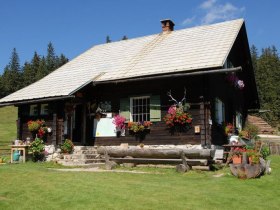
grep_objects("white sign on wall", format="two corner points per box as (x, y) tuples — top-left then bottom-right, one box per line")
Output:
(93, 117), (115, 137)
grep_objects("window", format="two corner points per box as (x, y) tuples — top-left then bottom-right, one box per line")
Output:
(120, 95), (160, 122)
(236, 112), (242, 131)
(29, 104), (38, 116)
(215, 98), (225, 125)
(130, 96), (150, 122)
(40, 104), (49, 115)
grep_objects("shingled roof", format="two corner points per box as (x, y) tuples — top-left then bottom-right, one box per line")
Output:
(0, 19), (245, 105)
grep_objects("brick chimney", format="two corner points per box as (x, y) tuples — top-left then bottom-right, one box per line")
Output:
(161, 19), (175, 32)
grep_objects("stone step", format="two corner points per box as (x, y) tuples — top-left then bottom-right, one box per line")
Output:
(57, 160), (105, 168)
(73, 150), (98, 155)
(73, 146), (98, 151)
(83, 159), (105, 164)
(70, 154), (100, 160)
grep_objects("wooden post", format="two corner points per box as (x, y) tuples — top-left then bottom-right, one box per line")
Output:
(16, 117), (21, 139)
(199, 102), (206, 146)
(82, 104), (87, 145)
(57, 118), (64, 145)
(52, 114), (57, 145)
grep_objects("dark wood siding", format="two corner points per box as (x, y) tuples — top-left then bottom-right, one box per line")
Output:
(94, 102), (205, 146)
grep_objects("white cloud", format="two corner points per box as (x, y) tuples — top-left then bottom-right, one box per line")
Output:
(182, 16), (196, 26)
(200, 1), (245, 24)
(181, 0), (245, 26)
(200, 0), (217, 9)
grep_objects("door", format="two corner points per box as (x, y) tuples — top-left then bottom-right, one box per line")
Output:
(72, 104), (83, 144)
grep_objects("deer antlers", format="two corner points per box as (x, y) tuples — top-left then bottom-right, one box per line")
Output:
(167, 87), (186, 106)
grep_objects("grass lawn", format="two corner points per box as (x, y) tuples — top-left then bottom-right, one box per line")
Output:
(0, 106), (280, 209)
(0, 106), (17, 152)
(0, 156), (280, 210)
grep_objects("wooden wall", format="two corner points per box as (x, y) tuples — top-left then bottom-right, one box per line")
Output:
(94, 102), (206, 146)
(16, 67), (250, 147)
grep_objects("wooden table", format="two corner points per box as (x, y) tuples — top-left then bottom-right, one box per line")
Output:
(10, 145), (29, 163)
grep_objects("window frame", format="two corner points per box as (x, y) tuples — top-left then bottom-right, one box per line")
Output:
(40, 103), (49, 115)
(236, 112), (242, 131)
(215, 98), (225, 125)
(29, 104), (38, 116)
(130, 96), (150, 122)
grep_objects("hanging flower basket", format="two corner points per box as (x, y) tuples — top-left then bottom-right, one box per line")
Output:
(127, 121), (152, 142)
(163, 105), (192, 134)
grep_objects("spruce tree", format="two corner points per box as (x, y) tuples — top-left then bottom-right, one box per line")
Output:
(0, 75), (3, 98)
(57, 54), (69, 67)
(36, 56), (48, 80)
(106, 36), (111, 43)
(1, 48), (23, 94)
(46, 42), (57, 73)
(22, 62), (33, 86)
(254, 46), (280, 127)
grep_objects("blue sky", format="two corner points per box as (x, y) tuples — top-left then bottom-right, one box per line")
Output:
(0, 0), (279, 73)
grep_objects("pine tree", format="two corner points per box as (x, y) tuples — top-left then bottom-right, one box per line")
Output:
(22, 51), (41, 86)
(254, 46), (280, 127)
(0, 74), (3, 98)
(121, 35), (128, 40)
(1, 48), (23, 95)
(57, 54), (69, 67)
(46, 42), (57, 73)
(106, 36), (111, 43)
(250, 45), (258, 73)
(36, 56), (48, 80)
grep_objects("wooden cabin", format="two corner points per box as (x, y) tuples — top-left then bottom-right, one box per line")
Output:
(0, 19), (259, 147)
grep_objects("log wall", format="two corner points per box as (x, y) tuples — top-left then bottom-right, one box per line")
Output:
(94, 102), (205, 146)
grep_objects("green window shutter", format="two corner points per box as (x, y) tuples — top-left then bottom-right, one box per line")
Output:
(120, 98), (130, 122)
(150, 95), (161, 122)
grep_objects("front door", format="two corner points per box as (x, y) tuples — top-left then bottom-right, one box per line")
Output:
(72, 104), (86, 145)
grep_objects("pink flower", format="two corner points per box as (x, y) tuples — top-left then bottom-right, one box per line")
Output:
(237, 80), (245, 89)
(168, 105), (176, 115)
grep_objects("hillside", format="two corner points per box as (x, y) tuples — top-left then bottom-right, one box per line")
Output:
(0, 106), (17, 153)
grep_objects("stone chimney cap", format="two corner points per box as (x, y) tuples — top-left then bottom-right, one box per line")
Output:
(160, 19), (175, 32)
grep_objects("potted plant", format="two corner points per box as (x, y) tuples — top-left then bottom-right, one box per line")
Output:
(112, 115), (126, 137)
(0, 156), (7, 164)
(27, 119), (51, 141)
(29, 138), (45, 162)
(224, 123), (234, 136)
(246, 148), (259, 164)
(230, 147), (246, 164)
(60, 139), (74, 154)
(127, 121), (152, 142)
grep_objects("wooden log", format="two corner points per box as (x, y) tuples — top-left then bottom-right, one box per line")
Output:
(192, 166), (210, 171)
(109, 157), (208, 166)
(97, 146), (213, 159)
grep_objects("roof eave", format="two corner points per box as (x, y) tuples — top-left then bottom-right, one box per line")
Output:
(0, 95), (75, 107)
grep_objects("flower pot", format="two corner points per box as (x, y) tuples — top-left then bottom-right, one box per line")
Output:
(232, 155), (242, 164)
(116, 130), (121, 138)
(248, 156), (260, 164)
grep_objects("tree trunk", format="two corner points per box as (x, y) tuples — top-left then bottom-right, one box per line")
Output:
(97, 146), (213, 159)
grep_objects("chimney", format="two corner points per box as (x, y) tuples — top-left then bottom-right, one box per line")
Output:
(160, 19), (175, 32)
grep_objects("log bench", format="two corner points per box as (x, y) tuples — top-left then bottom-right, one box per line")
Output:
(98, 146), (214, 172)
(109, 157), (208, 166)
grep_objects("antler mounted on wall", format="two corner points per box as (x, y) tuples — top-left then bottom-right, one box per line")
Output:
(167, 87), (187, 107)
